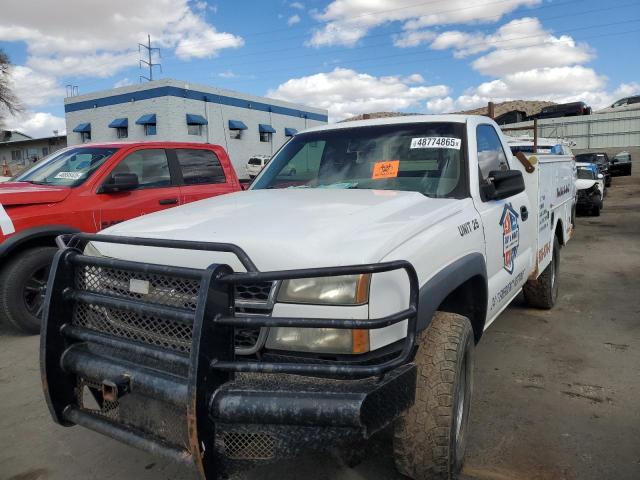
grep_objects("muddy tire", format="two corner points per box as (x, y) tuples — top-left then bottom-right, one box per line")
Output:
(592, 204), (601, 216)
(523, 236), (560, 309)
(0, 246), (57, 334)
(393, 312), (474, 480)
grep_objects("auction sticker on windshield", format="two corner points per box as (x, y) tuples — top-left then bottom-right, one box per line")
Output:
(410, 137), (461, 150)
(54, 171), (84, 180)
(372, 160), (400, 179)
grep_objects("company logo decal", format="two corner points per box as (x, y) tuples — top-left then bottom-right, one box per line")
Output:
(499, 203), (520, 274)
(556, 184), (570, 197)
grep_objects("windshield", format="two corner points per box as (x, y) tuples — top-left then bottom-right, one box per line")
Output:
(15, 147), (119, 187)
(576, 153), (607, 164)
(577, 168), (595, 180)
(252, 122), (468, 198)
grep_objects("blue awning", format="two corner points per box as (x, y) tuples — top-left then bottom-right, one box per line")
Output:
(259, 124), (276, 134)
(228, 120), (248, 130)
(186, 113), (208, 125)
(284, 128), (298, 137)
(72, 123), (91, 133)
(108, 118), (128, 128)
(135, 114), (156, 125)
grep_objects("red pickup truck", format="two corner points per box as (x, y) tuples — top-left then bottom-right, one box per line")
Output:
(0, 142), (241, 333)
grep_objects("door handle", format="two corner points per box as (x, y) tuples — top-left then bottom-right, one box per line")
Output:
(520, 206), (529, 221)
(159, 198), (178, 205)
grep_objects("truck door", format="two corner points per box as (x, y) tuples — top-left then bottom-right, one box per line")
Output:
(473, 124), (534, 323)
(94, 148), (182, 230)
(170, 148), (237, 205)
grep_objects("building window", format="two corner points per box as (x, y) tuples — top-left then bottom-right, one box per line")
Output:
(42, 147), (49, 156)
(144, 124), (157, 136)
(11, 150), (22, 161)
(81, 131), (91, 143)
(259, 131), (272, 143)
(230, 130), (242, 140)
(116, 127), (128, 139)
(188, 124), (202, 136)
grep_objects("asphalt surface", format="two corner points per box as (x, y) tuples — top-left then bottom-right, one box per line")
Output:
(1, 173), (639, 480)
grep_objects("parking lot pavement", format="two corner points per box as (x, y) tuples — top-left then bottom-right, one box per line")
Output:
(1, 174), (639, 480)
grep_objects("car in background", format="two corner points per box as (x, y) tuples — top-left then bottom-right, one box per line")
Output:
(575, 152), (612, 187)
(596, 95), (640, 114)
(0, 142), (241, 333)
(246, 155), (271, 178)
(610, 151), (632, 176)
(535, 101), (592, 119)
(575, 162), (605, 216)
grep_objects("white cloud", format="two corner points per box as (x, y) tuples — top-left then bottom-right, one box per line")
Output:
(268, 67), (449, 122)
(290, 2), (304, 10)
(113, 78), (133, 88)
(218, 70), (237, 78)
(427, 18), (592, 76)
(7, 66), (64, 108)
(27, 52), (139, 78)
(393, 30), (436, 48)
(0, 0), (243, 75)
(288, 14), (301, 26)
(308, 0), (540, 47)
(426, 66), (615, 113)
(404, 74), (425, 84)
(4, 111), (66, 138)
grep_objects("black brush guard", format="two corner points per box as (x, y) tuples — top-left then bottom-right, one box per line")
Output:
(41, 233), (419, 478)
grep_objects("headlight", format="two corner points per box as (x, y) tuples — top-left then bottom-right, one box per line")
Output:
(266, 327), (369, 354)
(83, 241), (105, 257)
(277, 274), (370, 305)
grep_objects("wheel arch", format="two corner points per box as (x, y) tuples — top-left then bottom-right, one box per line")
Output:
(553, 215), (565, 246)
(0, 225), (79, 264)
(417, 253), (488, 343)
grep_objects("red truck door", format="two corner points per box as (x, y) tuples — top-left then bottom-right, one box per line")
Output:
(170, 148), (238, 203)
(94, 148), (182, 230)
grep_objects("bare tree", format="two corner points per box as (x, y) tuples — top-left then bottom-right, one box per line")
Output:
(0, 49), (22, 128)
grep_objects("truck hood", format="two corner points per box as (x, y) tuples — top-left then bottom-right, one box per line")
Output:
(0, 182), (72, 206)
(575, 179), (600, 191)
(100, 189), (463, 271)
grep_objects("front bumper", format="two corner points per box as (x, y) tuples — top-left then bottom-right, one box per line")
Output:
(41, 233), (419, 479)
(577, 194), (601, 209)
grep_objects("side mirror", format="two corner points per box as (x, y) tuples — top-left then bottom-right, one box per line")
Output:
(481, 170), (525, 200)
(597, 173), (604, 179)
(100, 172), (139, 193)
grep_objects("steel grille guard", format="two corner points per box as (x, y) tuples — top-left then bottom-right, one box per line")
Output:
(42, 232), (420, 478)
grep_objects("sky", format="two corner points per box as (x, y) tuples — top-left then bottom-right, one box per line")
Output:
(0, 0), (638, 137)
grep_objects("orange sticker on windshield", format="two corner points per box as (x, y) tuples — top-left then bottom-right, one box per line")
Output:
(372, 160), (399, 179)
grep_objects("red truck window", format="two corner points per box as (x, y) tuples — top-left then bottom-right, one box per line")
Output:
(111, 149), (171, 189)
(175, 149), (226, 185)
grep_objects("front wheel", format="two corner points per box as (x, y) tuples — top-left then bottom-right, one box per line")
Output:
(0, 246), (57, 334)
(393, 312), (474, 480)
(523, 236), (560, 309)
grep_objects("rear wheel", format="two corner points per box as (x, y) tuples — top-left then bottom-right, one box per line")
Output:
(0, 246), (57, 334)
(523, 236), (560, 309)
(393, 312), (474, 480)
(592, 204), (601, 216)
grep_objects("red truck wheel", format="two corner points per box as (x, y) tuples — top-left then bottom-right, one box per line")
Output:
(0, 246), (57, 334)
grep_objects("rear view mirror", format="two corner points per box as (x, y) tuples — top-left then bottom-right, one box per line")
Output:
(481, 170), (525, 200)
(100, 172), (139, 193)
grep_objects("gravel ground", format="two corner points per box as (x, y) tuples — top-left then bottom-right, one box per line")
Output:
(1, 173), (639, 480)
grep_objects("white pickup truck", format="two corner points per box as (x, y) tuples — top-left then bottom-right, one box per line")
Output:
(41, 115), (575, 480)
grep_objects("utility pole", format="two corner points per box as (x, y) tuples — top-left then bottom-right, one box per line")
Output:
(139, 34), (161, 82)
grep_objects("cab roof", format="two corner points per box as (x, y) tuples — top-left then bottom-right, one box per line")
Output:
(65, 141), (223, 149)
(300, 114), (491, 134)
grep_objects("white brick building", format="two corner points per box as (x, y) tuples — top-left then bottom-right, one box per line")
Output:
(64, 79), (328, 178)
